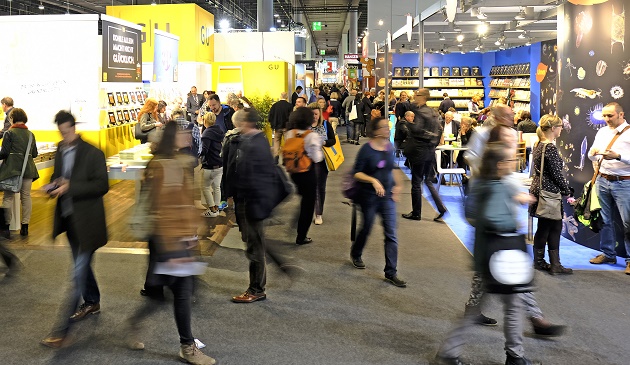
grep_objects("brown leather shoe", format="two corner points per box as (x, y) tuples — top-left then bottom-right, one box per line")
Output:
(625, 262), (630, 275)
(41, 336), (66, 349)
(69, 302), (100, 322)
(589, 254), (616, 265)
(231, 291), (266, 303)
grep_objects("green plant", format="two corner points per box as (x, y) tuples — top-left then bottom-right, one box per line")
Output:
(247, 94), (274, 130)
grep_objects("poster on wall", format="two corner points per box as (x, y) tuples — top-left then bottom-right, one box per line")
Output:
(102, 19), (142, 82)
(557, 0), (629, 251)
(216, 66), (243, 102)
(153, 30), (179, 83)
(539, 39), (558, 117)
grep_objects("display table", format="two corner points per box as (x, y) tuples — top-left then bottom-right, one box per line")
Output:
(106, 144), (152, 201)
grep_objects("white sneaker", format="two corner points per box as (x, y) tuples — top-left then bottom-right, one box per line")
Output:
(179, 343), (216, 365)
(314, 215), (323, 225)
(201, 209), (219, 218)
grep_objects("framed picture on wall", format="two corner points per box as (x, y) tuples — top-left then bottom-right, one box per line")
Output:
(441, 67), (450, 76)
(108, 112), (116, 125)
(452, 67), (461, 76)
(403, 67), (411, 76)
(471, 66), (481, 76)
(431, 67), (440, 76)
(423, 67), (430, 77)
(393, 67), (402, 77)
(461, 67), (470, 76)
(123, 110), (130, 122)
(107, 93), (116, 106)
(115, 92), (123, 104)
(122, 92), (130, 104)
(412, 67), (419, 77)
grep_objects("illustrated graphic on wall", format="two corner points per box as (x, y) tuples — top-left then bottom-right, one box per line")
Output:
(577, 67), (586, 79)
(622, 59), (630, 79)
(611, 5), (625, 52)
(575, 136), (588, 170)
(586, 102), (606, 129)
(596, 60), (607, 76)
(562, 213), (579, 241)
(574, 11), (593, 48)
(610, 85), (624, 98)
(566, 58), (576, 76)
(571, 88), (602, 98)
(562, 114), (572, 132)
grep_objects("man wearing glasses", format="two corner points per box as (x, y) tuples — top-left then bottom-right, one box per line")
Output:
(588, 102), (630, 275)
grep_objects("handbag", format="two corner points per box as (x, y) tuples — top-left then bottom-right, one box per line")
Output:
(134, 122), (148, 141)
(534, 143), (562, 220)
(484, 233), (535, 294)
(323, 135), (345, 171)
(0, 132), (33, 193)
(348, 103), (358, 120)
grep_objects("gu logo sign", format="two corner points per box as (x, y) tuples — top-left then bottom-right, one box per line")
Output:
(200, 25), (213, 46)
(268, 64), (280, 70)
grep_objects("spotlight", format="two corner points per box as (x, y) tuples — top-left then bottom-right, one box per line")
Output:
(274, 14), (279, 17)
(495, 39), (501, 46)
(515, 8), (526, 20)
(477, 22), (488, 35)
(438, 32), (445, 41)
(38, 2), (44, 9)
(270, 27), (276, 31)
(220, 19), (230, 29)
(378, 19), (383, 26)
(456, 33), (464, 42)
(277, 19), (281, 23)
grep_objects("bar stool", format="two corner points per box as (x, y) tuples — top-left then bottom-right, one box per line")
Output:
(435, 150), (466, 200)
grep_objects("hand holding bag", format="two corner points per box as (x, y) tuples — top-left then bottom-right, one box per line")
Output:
(534, 143), (562, 220)
(0, 132), (33, 193)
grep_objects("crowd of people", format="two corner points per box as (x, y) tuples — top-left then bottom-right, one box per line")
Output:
(0, 80), (628, 364)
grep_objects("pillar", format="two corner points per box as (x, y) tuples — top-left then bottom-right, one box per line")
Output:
(418, 21), (424, 88)
(349, 10), (358, 54)
(257, 0), (273, 32)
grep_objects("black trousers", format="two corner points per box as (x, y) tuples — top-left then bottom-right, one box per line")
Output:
(410, 158), (446, 216)
(534, 217), (562, 250)
(314, 161), (329, 216)
(129, 275), (195, 345)
(291, 168), (317, 241)
(0, 241), (16, 268)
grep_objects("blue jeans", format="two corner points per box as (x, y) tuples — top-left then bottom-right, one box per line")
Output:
(52, 217), (100, 336)
(346, 119), (355, 141)
(596, 176), (630, 261)
(351, 194), (399, 277)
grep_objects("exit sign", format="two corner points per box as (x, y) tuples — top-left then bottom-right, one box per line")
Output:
(320, 49), (326, 55)
(312, 22), (322, 31)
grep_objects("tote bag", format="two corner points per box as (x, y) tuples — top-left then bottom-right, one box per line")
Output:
(323, 135), (345, 171)
(348, 103), (358, 120)
(534, 143), (562, 220)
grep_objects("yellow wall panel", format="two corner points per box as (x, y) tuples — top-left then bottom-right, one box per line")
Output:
(106, 4), (214, 63)
(211, 61), (289, 99)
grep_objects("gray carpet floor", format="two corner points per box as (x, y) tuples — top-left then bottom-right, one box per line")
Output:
(0, 137), (628, 365)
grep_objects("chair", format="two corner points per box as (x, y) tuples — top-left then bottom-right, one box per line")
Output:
(435, 150), (466, 200)
(516, 141), (527, 172)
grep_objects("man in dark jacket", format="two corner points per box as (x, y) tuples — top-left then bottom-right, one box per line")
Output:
(208, 94), (234, 132)
(269, 92), (293, 161)
(41, 111), (109, 348)
(231, 109), (282, 304)
(291, 86), (303, 106)
(438, 93), (455, 114)
(0, 97), (14, 139)
(402, 88), (447, 222)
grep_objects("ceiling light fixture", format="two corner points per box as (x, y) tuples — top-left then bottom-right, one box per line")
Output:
(378, 19), (383, 26)
(220, 19), (230, 29)
(38, 2), (44, 9)
(277, 19), (281, 23)
(270, 27), (276, 31)
(518, 30), (527, 39)
(274, 14), (279, 17)
(477, 11), (487, 20)
(458, 43), (463, 47)
(477, 22), (488, 35)
(514, 8), (526, 20)
(438, 32), (445, 41)
(456, 33), (464, 42)
(495, 39), (501, 46)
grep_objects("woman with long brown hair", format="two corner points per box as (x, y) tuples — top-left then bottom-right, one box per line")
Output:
(138, 98), (162, 144)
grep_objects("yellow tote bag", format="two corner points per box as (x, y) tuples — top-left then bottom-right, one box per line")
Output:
(323, 135), (344, 171)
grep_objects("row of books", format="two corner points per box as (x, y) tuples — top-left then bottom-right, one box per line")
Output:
(424, 78), (483, 87)
(488, 89), (530, 100)
(429, 89), (484, 98)
(489, 63), (530, 75)
(393, 66), (482, 77)
(490, 77), (531, 87)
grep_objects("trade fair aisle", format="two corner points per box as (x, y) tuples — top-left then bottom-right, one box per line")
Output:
(1, 142), (629, 365)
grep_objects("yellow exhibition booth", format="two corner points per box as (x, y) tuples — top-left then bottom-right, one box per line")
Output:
(0, 4), (295, 190)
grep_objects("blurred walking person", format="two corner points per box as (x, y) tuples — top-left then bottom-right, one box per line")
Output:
(283, 107), (323, 245)
(126, 121), (216, 365)
(41, 111), (109, 348)
(436, 142), (541, 365)
(350, 117), (407, 287)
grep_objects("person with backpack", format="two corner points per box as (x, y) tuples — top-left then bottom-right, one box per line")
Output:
(199, 112), (225, 218)
(283, 107), (323, 245)
(307, 103), (336, 226)
(350, 116), (406, 287)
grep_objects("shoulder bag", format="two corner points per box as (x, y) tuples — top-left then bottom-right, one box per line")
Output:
(0, 132), (33, 193)
(322, 121), (345, 171)
(534, 143), (562, 220)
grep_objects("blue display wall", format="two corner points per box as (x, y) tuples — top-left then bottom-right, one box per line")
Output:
(392, 44), (542, 122)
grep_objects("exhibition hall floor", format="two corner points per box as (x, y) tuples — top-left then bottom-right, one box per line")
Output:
(1, 139), (629, 365)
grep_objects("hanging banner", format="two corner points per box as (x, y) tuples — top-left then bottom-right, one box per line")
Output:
(102, 19), (142, 82)
(153, 30), (179, 82)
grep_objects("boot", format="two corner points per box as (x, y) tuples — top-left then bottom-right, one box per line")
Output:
(530, 316), (566, 337)
(20, 224), (28, 236)
(533, 249), (550, 271)
(505, 352), (542, 365)
(548, 249), (573, 275)
(179, 343), (216, 365)
(0, 208), (9, 239)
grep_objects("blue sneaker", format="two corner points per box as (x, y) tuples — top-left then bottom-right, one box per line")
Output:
(218, 201), (228, 211)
